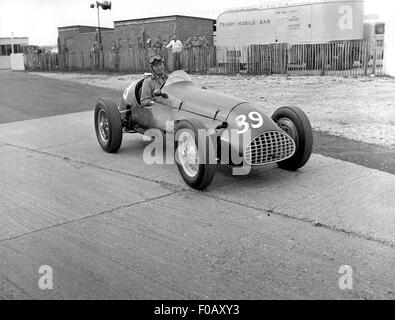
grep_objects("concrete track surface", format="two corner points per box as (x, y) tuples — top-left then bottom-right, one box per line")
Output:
(0, 71), (394, 299)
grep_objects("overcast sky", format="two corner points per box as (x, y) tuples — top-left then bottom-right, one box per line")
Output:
(0, 0), (393, 45)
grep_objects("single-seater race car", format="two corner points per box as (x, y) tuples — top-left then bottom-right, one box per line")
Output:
(94, 70), (313, 190)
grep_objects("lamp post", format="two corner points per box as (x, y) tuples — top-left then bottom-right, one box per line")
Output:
(90, 1), (112, 50)
(90, 1), (111, 70)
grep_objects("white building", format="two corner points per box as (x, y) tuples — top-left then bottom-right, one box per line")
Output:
(0, 37), (29, 70)
(383, 20), (395, 77)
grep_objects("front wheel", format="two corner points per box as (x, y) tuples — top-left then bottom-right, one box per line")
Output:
(94, 98), (123, 153)
(272, 106), (313, 170)
(174, 119), (216, 190)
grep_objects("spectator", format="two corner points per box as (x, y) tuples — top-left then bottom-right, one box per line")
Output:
(183, 37), (194, 72)
(166, 35), (183, 53)
(146, 38), (152, 48)
(111, 40), (119, 52)
(192, 35), (199, 47)
(111, 40), (120, 71)
(191, 35), (205, 72)
(117, 38), (123, 54)
(152, 37), (163, 54)
(92, 41), (100, 69)
(194, 34), (205, 47)
(126, 38), (132, 49)
(201, 35), (210, 48)
(166, 35), (183, 70)
(200, 35), (210, 72)
(184, 37), (193, 49)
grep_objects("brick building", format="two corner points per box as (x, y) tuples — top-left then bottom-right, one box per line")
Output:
(113, 15), (215, 49)
(57, 25), (114, 53)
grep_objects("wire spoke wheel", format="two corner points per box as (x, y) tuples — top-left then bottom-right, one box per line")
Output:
(177, 131), (199, 178)
(94, 98), (123, 153)
(98, 109), (109, 142)
(174, 119), (216, 190)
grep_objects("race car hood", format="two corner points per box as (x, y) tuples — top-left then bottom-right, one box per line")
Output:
(226, 102), (281, 132)
(163, 81), (246, 121)
(221, 103), (290, 164)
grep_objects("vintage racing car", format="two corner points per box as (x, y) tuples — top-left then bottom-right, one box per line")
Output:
(94, 70), (313, 190)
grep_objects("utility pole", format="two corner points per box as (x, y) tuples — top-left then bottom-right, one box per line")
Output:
(11, 32), (14, 54)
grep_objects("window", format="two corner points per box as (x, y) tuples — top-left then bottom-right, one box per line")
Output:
(0, 43), (23, 55)
(0, 44), (14, 56)
(6, 44), (12, 55)
(13, 44), (21, 53)
(375, 23), (385, 35)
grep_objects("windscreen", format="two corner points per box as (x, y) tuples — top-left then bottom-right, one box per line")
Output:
(164, 70), (192, 87)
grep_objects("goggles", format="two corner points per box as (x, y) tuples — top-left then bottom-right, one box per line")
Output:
(148, 54), (163, 65)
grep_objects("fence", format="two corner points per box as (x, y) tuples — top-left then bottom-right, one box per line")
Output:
(24, 40), (384, 76)
(286, 41), (384, 76)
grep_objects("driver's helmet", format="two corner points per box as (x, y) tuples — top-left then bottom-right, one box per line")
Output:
(148, 54), (164, 66)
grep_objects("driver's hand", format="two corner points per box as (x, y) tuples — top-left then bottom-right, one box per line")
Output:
(143, 100), (155, 107)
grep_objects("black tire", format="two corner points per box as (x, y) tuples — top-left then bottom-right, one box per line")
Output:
(160, 130), (175, 157)
(174, 119), (216, 190)
(272, 106), (313, 170)
(94, 98), (123, 153)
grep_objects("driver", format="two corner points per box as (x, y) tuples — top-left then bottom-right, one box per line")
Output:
(140, 54), (168, 107)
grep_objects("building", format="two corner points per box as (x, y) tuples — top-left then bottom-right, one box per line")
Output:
(57, 25), (114, 53)
(0, 37), (29, 69)
(364, 18), (385, 46)
(113, 15), (215, 49)
(57, 15), (215, 54)
(364, 18), (385, 66)
(384, 19), (395, 76)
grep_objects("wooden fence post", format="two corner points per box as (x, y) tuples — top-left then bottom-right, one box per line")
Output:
(285, 44), (289, 75)
(364, 42), (369, 76)
(321, 44), (327, 76)
(81, 51), (85, 71)
(372, 46), (377, 75)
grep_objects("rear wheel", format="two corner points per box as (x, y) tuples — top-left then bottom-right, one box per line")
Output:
(94, 98), (123, 153)
(272, 106), (313, 170)
(175, 119), (216, 190)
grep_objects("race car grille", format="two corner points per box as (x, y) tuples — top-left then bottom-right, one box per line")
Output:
(244, 131), (296, 165)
